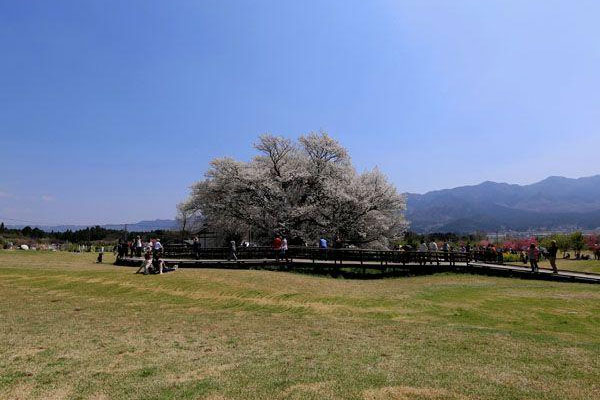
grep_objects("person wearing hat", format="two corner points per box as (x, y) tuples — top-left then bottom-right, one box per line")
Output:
(153, 238), (163, 260)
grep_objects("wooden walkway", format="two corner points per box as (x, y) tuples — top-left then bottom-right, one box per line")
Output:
(467, 262), (600, 284)
(117, 256), (600, 284)
(117, 256), (461, 277)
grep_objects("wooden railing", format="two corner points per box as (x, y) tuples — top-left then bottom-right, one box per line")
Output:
(162, 244), (472, 265)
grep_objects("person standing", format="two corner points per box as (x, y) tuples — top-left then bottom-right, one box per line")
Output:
(318, 237), (328, 261)
(192, 236), (200, 259)
(464, 242), (471, 262)
(418, 240), (428, 265)
(117, 239), (125, 259)
(135, 236), (143, 257)
(428, 240), (438, 264)
(273, 236), (282, 261)
(442, 241), (450, 261)
(319, 238), (328, 249)
(280, 237), (288, 262)
(428, 240), (438, 252)
(153, 239), (163, 260)
(548, 240), (559, 274)
(228, 240), (237, 261)
(528, 243), (539, 272)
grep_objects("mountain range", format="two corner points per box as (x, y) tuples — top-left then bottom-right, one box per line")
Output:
(6, 219), (178, 233)
(6, 175), (600, 234)
(406, 175), (600, 233)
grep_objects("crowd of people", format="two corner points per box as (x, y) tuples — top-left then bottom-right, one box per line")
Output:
(112, 233), (600, 276)
(413, 239), (563, 273)
(115, 236), (162, 259)
(114, 237), (177, 275)
(221, 235), (291, 262)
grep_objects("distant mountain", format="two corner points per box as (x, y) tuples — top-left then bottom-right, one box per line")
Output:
(102, 219), (178, 232)
(406, 175), (600, 233)
(6, 219), (178, 232)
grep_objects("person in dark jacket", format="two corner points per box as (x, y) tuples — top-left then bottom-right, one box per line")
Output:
(96, 246), (104, 263)
(548, 240), (559, 273)
(117, 239), (125, 259)
(192, 236), (200, 259)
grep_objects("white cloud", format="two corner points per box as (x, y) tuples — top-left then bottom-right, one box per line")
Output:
(41, 195), (55, 202)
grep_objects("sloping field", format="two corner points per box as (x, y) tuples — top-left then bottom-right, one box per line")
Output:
(1, 251), (599, 399)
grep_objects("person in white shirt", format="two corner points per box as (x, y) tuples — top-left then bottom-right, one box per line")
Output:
(152, 239), (163, 260)
(280, 237), (288, 262)
(428, 241), (438, 252)
(428, 241), (438, 264)
(135, 236), (143, 257)
(417, 241), (428, 265)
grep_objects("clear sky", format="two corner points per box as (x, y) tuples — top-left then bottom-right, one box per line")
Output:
(1, 0), (599, 225)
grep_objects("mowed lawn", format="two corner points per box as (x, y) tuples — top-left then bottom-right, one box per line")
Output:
(1, 251), (599, 400)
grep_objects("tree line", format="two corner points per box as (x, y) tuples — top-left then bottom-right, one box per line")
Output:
(0, 223), (177, 245)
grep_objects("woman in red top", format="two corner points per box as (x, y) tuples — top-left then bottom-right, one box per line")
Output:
(528, 243), (539, 272)
(273, 236), (282, 261)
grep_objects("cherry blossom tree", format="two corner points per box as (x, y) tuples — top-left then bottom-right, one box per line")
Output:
(184, 132), (406, 248)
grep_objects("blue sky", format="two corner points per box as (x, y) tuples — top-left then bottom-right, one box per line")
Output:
(1, 0), (599, 225)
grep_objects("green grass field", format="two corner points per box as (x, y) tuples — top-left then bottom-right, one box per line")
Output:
(1, 251), (599, 400)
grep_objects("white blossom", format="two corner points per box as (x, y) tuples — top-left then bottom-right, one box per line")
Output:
(184, 132), (406, 248)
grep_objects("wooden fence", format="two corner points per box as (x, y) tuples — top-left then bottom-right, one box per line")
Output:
(163, 244), (475, 266)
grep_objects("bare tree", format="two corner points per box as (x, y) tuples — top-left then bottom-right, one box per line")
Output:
(176, 200), (204, 238)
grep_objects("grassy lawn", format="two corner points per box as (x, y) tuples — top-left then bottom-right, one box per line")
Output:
(1, 251), (599, 400)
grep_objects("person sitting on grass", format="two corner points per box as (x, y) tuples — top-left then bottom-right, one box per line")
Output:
(136, 246), (153, 275)
(154, 256), (165, 274)
(96, 246), (104, 263)
(159, 260), (178, 274)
